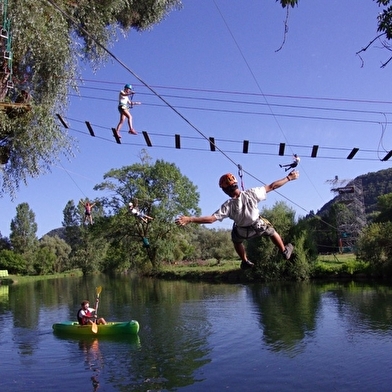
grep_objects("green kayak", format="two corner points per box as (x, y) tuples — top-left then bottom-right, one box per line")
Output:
(52, 320), (140, 336)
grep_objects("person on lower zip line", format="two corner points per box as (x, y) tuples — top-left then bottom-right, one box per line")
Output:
(77, 300), (107, 325)
(280, 154), (300, 172)
(175, 170), (299, 270)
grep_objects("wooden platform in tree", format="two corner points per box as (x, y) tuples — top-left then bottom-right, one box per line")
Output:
(0, 102), (31, 110)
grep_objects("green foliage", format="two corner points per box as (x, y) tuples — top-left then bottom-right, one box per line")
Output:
(0, 232), (11, 250)
(0, 249), (27, 274)
(292, 216), (318, 260)
(189, 226), (236, 262)
(377, 0), (392, 39)
(374, 193), (392, 223)
(357, 221), (392, 277)
(246, 202), (311, 281)
(318, 168), (392, 222)
(284, 233), (311, 280)
(39, 235), (72, 273)
(33, 247), (57, 275)
(10, 202), (38, 254)
(93, 151), (200, 270)
(312, 257), (370, 277)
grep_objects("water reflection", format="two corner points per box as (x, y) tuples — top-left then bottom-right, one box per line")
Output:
(0, 284), (9, 302)
(79, 338), (101, 391)
(249, 281), (392, 356)
(2, 277), (392, 391)
(249, 282), (320, 355)
(323, 282), (392, 333)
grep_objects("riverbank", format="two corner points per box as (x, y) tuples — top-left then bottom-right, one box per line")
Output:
(148, 253), (373, 283)
(1, 269), (83, 285)
(1, 254), (372, 284)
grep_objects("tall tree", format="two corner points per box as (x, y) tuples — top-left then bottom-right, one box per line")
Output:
(62, 200), (82, 253)
(0, 0), (182, 197)
(93, 150), (200, 270)
(374, 193), (392, 223)
(39, 234), (72, 273)
(9, 202), (38, 254)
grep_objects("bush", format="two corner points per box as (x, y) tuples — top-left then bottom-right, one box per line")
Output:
(357, 221), (392, 277)
(0, 249), (27, 274)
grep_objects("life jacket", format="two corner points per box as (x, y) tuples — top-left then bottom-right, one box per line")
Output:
(77, 308), (93, 325)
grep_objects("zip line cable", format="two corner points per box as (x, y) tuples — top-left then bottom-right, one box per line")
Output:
(210, 1), (361, 228)
(209, 0), (382, 229)
(80, 77), (392, 107)
(57, 161), (88, 198)
(69, 91), (392, 126)
(44, 0), (238, 169)
(45, 0), (373, 229)
(212, 0), (293, 145)
(43, 0), (316, 215)
(212, 0), (330, 212)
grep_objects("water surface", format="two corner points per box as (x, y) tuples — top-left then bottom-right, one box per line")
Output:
(1, 276), (392, 391)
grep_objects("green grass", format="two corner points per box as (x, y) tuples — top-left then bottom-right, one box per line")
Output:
(4, 270), (83, 284)
(162, 259), (240, 272)
(2, 255), (373, 284)
(313, 253), (371, 277)
(159, 254), (372, 280)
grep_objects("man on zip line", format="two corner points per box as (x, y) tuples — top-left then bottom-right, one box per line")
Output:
(175, 170), (299, 270)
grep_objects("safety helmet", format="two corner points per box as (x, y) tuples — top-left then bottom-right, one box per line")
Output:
(128, 202), (133, 208)
(124, 84), (133, 90)
(219, 173), (237, 188)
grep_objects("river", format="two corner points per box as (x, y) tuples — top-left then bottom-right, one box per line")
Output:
(1, 275), (392, 391)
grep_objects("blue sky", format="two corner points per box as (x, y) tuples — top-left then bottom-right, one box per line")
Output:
(2, 0), (392, 238)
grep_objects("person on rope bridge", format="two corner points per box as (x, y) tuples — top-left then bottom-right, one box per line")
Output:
(279, 154), (300, 172)
(175, 170), (299, 270)
(128, 202), (153, 224)
(115, 84), (141, 138)
(81, 200), (96, 225)
(77, 300), (107, 326)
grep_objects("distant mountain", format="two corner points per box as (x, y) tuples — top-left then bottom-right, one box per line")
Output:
(43, 227), (66, 241)
(317, 167), (392, 219)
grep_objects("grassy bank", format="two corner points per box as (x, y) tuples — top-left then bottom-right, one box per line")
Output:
(2, 270), (83, 284)
(151, 253), (371, 282)
(313, 253), (370, 278)
(1, 254), (372, 285)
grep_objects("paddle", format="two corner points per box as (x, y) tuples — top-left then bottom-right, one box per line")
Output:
(92, 286), (102, 334)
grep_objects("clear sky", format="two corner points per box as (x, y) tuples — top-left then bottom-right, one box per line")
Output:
(1, 0), (392, 238)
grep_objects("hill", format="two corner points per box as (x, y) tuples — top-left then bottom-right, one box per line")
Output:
(43, 227), (66, 241)
(317, 167), (392, 219)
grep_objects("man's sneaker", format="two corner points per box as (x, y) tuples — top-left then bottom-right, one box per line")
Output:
(240, 260), (254, 270)
(283, 243), (294, 260)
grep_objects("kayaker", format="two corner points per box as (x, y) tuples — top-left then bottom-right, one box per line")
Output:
(77, 300), (107, 325)
(175, 170), (299, 270)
